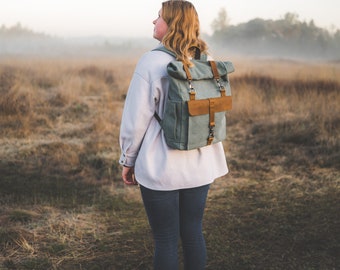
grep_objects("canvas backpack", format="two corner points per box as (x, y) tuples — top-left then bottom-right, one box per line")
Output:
(153, 46), (235, 150)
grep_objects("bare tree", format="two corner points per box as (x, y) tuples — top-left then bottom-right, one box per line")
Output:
(211, 8), (230, 32)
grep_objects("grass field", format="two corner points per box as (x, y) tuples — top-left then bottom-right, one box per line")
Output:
(0, 53), (339, 270)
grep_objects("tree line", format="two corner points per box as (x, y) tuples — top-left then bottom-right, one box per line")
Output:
(210, 9), (340, 60)
(0, 23), (48, 38)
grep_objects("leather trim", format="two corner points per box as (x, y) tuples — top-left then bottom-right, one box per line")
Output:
(187, 96), (232, 116)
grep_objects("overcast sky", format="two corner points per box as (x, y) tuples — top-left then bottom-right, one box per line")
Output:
(1, 0), (339, 37)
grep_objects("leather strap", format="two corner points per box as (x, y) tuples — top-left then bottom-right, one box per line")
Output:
(183, 64), (196, 100)
(187, 96), (232, 116)
(209, 61), (219, 80)
(210, 61), (226, 97)
(183, 64), (192, 81)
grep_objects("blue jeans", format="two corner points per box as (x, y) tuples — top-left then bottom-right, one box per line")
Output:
(140, 184), (210, 270)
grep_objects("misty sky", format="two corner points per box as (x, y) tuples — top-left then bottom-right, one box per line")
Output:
(1, 0), (339, 37)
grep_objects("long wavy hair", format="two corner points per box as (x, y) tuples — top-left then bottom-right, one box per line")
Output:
(161, 0), (208, 66)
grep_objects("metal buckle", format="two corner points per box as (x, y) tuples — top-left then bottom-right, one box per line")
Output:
(216, 78), (225, 92)
(188, 80), (196, 94)
(209, 126), (215, 138)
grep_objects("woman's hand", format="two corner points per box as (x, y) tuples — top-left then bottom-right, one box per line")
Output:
(122, 166), (138, 185)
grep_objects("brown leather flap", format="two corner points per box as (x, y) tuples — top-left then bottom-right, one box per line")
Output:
(187, 96), (232, 116)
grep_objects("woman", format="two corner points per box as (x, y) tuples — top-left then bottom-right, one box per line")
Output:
(119, 1), (228, 269)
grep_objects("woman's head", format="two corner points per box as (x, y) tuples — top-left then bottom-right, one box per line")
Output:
(154, 0), (208, 65)
(153, 8), (169, 42)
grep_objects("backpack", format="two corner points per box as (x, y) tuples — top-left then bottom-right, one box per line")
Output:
(153, 46), (235, 150)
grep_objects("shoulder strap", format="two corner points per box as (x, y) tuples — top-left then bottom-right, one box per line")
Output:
(152, 46), (174, 125)
(153, 46), (176, 57)
(154, 112), (162, 124)
(153, 46), (207, 61)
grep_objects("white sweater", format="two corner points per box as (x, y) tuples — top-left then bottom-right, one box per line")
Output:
(119, 46), (228, 190)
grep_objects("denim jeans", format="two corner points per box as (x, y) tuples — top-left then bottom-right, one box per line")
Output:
(140, 184), (210, 270)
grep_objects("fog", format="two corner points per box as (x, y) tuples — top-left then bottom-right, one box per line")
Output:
(0, 21), (339, 61)
(0, 35), (157, 58)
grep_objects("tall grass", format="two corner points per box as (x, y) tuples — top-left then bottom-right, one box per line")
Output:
(0, 55), (339, 269)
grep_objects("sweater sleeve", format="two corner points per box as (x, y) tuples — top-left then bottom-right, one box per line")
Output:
(119, 66), (156, 167)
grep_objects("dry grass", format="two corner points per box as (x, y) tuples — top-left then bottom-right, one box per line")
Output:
(0, 54), (339, 269)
